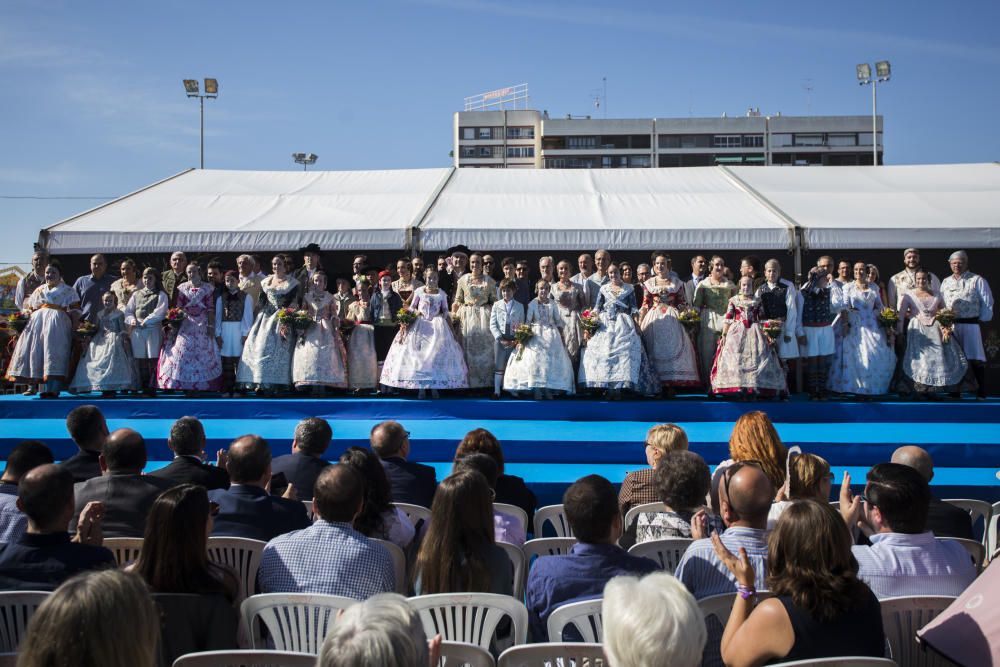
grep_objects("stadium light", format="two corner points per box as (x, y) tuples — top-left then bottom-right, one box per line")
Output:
(292, 153), (319, 171)
(182, 77), (220, 168)
(855, 61), (890, 166)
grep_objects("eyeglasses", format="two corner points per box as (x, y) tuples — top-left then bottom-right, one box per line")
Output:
(722, 460), (762, 514)
(859, 493), (874, 508)
(209, 502), (220, 517)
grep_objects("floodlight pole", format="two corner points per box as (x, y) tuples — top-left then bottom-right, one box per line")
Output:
(870, 79), (877, 167)
(200, 96), (205, 170)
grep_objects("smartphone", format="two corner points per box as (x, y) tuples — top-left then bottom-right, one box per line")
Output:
(270, 472), (289, 497)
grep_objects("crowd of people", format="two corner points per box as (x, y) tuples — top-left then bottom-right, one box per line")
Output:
(0, 405), (988, 666)
(5, 244), (993, 400)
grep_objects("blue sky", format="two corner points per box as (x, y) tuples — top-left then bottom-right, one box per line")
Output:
(1, 0), (998, 264)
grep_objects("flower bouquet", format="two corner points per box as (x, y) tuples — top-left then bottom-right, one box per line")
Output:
(7, 312), (29, 334)
(579, 310), (601, 337)
(74, 321), (98, 342)
(275, 307), (297, 326)
(761, 319), (783, 344)
(396, 308), (418, 326)
(677, 308), (701, 335)
(935, 307), (957, 344)
(291, 310), (314, 332)
(163, 308), (186, 330)
(877, 307), (899, 333)
(513, 323), (534, 361)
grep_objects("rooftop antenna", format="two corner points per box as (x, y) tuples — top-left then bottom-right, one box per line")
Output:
(590, 76), (608, 118)
(802, 78), (814, 114)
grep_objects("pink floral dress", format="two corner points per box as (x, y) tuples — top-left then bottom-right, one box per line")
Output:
(156, 282), (222, 390)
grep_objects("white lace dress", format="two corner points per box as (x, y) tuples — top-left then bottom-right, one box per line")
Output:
(503, 298), (575, 394)
(380, 287), (469, 390)
(828, 283), (896, 395)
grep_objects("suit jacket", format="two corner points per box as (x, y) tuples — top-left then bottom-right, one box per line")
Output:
(150, 456), (230, 491)
(371, 290), (403, 322)
(489, 299), (526, 340)
(60, 449), (103, 483)
(270, 453), (330, 501)
(927, 497), (974, 540)
(72, 473), (177, 538)
(161, 270), (188, 307)
(207, 485), (311, 542)
(380, 457), (437, 508)
(495, 474), (537, 527)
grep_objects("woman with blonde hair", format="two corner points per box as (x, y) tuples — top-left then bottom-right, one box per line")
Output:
(767, 452), (834, 528)
(713, 411), (787, 513)
(618, 423), (689, 517)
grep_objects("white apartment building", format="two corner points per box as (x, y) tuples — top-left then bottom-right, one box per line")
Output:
(453, 110), (883, 168)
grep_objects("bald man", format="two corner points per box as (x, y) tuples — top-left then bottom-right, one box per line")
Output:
(891, 446), (973, 540)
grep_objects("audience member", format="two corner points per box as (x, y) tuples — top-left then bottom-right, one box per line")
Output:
(841, 463), (976, 598)
(271, 416), (333, 500)
(150, 416), (230, 490)
(715, 501), (884, 666)
(618, 423), (689, 517)
(259, 464), (395, 598)
(602, 572), (706, 667)
(71, 429), (175, 538)
(371, 420), (436, 507)
(16, 569), (160, 667)
(413, 470), (513, 596)
(61, 404), (108, 482)
(891, 445), (974, 539)
(0, 440), (53, 543)
(208, 435), (311, 541)
(454, 453), (525, 546)
(526, 474), (658, 642)
(339, 446), (415, 550)
(0, 464), (114, 590)
(768, 452), (833, 529)
(318, 593), (441, 667)
(712, 411), (787, 513)
(455, 428), (537, 526)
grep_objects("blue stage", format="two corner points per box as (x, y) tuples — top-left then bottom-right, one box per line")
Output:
(2, 394), (998, 506)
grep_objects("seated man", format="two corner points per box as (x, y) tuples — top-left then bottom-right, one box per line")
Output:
(150, 416), (230, 490)
(0, 440), (54, 544)
(842, 463), (976, 598)
(61, 405), (108, 483)
(271, 417), (333, 501)
(525, 474), (659, 642)
(370, 421), (436, 508)
(72, 429), (176, 538)
(258, 465), (395, 598)
(890, 446), (973, 540)
(208, 435), (311, 542)
(0, 464), (115, 590)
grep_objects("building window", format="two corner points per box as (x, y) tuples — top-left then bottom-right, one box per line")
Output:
(461, 147), (475, 158)
(770, 133), (792, 147)
(628, 155), (651, 168)
(567, 136), (598, 149)
(742, 135), (764, 148)
(827, 134), (857, 147)
(546, 158), (566, 168)
(659, 135), (681, 149)
(478, 146), (495, 158)
(680, 135), (712, 149)
(507, 146), (535, 158)
(461, 127), (475, 140)
(507, 126), (535, 139)
(713, 135), (742, 148)
(794, 134), (824, 146)
(478, 127), (497, 140)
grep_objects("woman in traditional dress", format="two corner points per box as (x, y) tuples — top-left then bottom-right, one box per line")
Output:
(392, 257), (423, 307)
(110, 259), (140, 312)
(828, 261), (896, 396)
(70, 291), (137, 396)
(452, 254), (497, 390)
(551, 260), (586, 367)
(710, 276), (788, 397)
(124, 267), (168, 396)
(344, 278), (379, 394)
(292, 271), (349, 394)
(381, 269), (469, 399)
(639, 253), (700, 394)
(6, 263), (79, 398)
(503, 279), (575, 398)
(896, 269), (975, 397)
(578, 264), (656, 399)
(157, 262), (222, 396)
(215, 271), (255, 397)
(692, 255), (737, 387)
(236, 255), (299, 395)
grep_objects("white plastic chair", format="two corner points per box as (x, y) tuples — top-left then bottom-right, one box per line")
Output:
(371, 538), (408, 595)
(396, 502), (433, 528)
(206, 537), (266, 606)
(497, 541), (526, 601)
(494, 503), (528, 539)
(521, 537), (576, 566)
(769, 658), (896, 667)
(0, 591), (49, 652)
(408, 593), (529, 649)
(937, 536), (986, 573)
(240, 593), (357, 653)
(102, 536), (144, 567)
(627, 538), (693, 575)
(942, 498), (992, 541)
(699, 591), (773, 629)
(302, 500), (315, 522)
(546, 598), (603, 643)
(497, 643), (607, 667)
(439, 640), (496, 667)
(987, 500), (1000, 560)
(623, 501), (667, 530)
(879, 595), (957, 667)
(532, 505), (572, 538)
(172, 649), (317, 666)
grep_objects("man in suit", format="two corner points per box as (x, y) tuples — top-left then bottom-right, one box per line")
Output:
(150, 417), (230, 490)
(271, 417), (333, 501)
(61, 405), (108, 483)
(370, 420), (436, 508)
(161, 251), (188, 307)
(71, 429), (175, 538)
(891, 446), (974, 539)
(208, 435), (311, 541)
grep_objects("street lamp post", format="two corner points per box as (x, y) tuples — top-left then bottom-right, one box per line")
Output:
(183, 78), (219, 169)
(292, 153), (318, 171)
(856, 61), (890, 166)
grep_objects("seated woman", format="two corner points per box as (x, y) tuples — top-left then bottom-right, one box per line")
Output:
(618, 423), (689, 518)
(767, 452), (834, 529)
(338, 447), (415, 551)
(712, 411), (788, 514)
(454, 428), (536, 528)
(454, 453), (525, 546)
(715, 500), (885, 667)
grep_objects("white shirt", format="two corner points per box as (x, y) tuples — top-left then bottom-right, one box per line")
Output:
(852, 531), (976, 599)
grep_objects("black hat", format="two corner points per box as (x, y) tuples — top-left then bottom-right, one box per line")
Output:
(299, 243), (323, 255)
(447, 244), (472, 256)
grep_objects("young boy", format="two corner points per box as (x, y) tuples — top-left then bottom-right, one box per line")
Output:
(488, 279), (526, 399)
(215, 270), (254, 397)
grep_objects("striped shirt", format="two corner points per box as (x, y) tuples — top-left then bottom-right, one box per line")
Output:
(852, 531), (976, 599)
(674, 526), (769, 599)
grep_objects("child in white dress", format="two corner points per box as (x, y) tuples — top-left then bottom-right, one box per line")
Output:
(503, 280), (576, 398)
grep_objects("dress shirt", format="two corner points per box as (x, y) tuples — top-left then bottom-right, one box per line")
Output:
(258, 520), (395, 599)
(0, 483), (26, 544)
(674, 526), (769, 599)
(526, 541), (659, 642)
(0, 532), (115, 591)
(60, 449), (103, 483)
(570, 273), (600, 309)
(852, 531), (976, 599)
(71, 273), (116, 324)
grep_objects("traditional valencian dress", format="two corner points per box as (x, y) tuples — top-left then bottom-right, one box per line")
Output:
(828, 282), (896, 396)
(380, 287), (469, 390)
(692, 277), (737, 385)
(503, 297), (575, 395)
(578, 283), (657, 394)
(639, 277), (700, 388)
(550, 280), (586, 366)
(392, 277), (423, 308)
(157, 282), (222, 390)
(345, 299), (379, 391)
(897, 292), (975, 395)
(710, 294), (787, 396)
(236, 276), (299, 391)
(6, 283), (79, 391)
(69, 308), (137, 393)
(453, 274), (497, 388)
(292, 290), (349, 389)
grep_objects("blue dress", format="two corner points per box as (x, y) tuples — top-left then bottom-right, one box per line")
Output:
(236, 276), (299, 391)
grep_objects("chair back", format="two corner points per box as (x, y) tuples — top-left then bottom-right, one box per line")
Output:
(103, 536), (144, 567)
(623, 502), (667, 530)
(206, 537), (266, 606)
(942, 498), (992, 542)
(302, 500), (315, 522)
(396, 502), (433, 528)
(439, 640), (496, 667)
(371, 538), (408, 595)
(522, 538), (576, 567)
(497, 541), (526, 601)
(408, 593), (529, 649)
(987, 501), (1000, 560)
(171, 649), (317, 666)
(698, 591), (773, 629)
(240, 593), (357, 654)
(767, 658), (897, 667)
(532, 505), (572, 538)
(937, 537), (986, 573)
(627, 538), (693, 575)
(879, 595), (957, 667)
(546, 598), (603, 643)
(497, 643), (607, 667)
(0, 591), (49, 652)
(494, 503), (528, 539)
